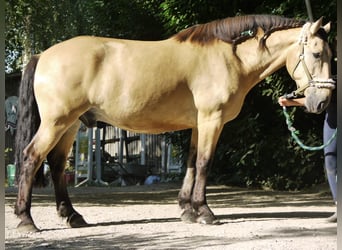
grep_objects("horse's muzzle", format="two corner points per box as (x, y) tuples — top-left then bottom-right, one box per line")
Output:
(304, 92), (331, 114)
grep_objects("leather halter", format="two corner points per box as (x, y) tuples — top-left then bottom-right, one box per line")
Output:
(285, 23), (335, 99)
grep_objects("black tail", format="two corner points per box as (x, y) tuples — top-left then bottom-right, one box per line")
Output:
(15, 55), (45, 187)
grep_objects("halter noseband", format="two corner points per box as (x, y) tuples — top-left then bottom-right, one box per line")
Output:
(285, 23), (335, 99)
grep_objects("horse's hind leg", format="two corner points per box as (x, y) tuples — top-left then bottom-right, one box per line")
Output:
(15, 152), (40, 232)
(178, 129), (198, 223)
(47, 121), (87, 228)
(15, 121), (76, 232)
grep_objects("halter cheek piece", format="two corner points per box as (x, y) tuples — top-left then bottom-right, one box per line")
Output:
(284, 23), (335, 100)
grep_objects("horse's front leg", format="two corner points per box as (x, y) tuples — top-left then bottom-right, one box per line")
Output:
(179, 129), (198, 223)
(192, 117), (223, 224)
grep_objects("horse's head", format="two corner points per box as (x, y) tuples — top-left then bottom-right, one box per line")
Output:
(286, 17), (335, 114)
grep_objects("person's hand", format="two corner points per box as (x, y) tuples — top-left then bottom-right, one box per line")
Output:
(278, 96), (289, 106)
(277, 96), (305, 107)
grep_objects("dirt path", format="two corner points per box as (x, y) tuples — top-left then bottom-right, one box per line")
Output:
(5, 183), (337, 249)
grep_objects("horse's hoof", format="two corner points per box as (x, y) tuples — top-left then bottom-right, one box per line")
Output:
(196, 214), (221, 225)
(180, 209), (197, 223)
(17, 221), (39, 233)
(67, 212), (88, 228)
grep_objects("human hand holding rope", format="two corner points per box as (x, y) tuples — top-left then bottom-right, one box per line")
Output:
(278, 96), (337, 151)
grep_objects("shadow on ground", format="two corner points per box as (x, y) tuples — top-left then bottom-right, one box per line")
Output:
(5, 182), (333, 208)
(5, 223), (337, 250)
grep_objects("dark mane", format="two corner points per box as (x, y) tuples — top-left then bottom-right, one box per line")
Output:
(173, 15), (306, 50)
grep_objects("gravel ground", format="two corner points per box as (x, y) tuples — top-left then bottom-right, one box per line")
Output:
(5, 182), (337, 249)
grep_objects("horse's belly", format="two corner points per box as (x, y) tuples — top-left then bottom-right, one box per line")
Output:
(92, 101), (196, 134)
(103, 110), (196, 133)
(92, 81), (197, 133)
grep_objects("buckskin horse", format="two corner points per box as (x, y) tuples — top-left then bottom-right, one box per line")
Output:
(15, 15), (335, 232)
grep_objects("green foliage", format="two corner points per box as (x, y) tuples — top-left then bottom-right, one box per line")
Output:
(165, 129), (191, 167)
(5, 0), (163, 72)
(4, 147), (13, 163)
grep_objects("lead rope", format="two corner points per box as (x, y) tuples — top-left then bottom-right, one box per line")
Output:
(282, 106), (337, 151)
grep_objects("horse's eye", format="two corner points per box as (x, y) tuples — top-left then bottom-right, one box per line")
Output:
(313, 52), (321, 59)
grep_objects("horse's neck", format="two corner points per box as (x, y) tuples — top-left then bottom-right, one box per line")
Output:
(237, 27), (301, 82)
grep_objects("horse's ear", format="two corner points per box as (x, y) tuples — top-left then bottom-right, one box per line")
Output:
(310, 17), (323, 35)
(323, 22), (331, 34)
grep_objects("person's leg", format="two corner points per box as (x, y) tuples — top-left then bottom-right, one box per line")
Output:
(323, 107), (337, 222)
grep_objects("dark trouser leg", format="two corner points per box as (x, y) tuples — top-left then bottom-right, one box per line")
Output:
(323, 109), (337, 202)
